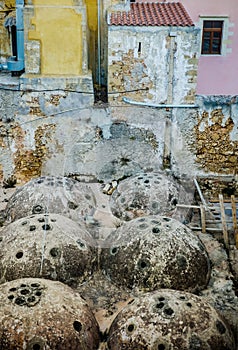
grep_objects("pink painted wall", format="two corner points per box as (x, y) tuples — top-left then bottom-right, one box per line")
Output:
(136, 0), (238, 95)
(180, 0), (238, 95)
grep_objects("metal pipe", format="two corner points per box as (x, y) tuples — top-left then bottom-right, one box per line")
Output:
(194, 178), (208, 209)
(167, 35), (176, 104)
(0, 63), (8, 71)
(97, 0), (101, 87)
(16, 0), (24, 64)
(123, 97), (198, 108)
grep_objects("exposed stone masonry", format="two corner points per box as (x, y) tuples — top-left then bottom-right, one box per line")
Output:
(14, 124), (56, 182)
(109, 49), (153, 102)
(0, 81), (237, 183)
(194, 109), (238, 174)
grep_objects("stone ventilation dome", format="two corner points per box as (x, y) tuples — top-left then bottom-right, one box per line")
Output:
(100, 216), (211, 292)
(5, 176), (96, 223)
(110, 172), (192, 221)
(107, 289), (235, 350)
(0, 278), (100, 350)
(0, 214), (97, 287)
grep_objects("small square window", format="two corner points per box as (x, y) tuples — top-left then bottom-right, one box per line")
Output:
(202, 20), (223, 54)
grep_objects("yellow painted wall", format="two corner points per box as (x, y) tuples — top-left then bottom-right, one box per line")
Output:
(28, 0), (83, 75)
(3, 0), (15, 9)
(85, 0), (97, 32)
(84, 0), (97, 77)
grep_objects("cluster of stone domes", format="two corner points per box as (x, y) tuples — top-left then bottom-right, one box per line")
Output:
(0, 175), (236, 349)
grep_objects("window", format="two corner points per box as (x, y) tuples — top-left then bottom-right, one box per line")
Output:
(4, 16), (17, 57)
(11, 25), (17, 58)
(201, 20), (223, 55)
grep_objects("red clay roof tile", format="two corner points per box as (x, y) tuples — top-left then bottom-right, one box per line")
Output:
(109, 2), (194, 27)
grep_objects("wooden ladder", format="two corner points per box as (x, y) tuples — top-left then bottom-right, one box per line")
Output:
(177, 195), (238, 249)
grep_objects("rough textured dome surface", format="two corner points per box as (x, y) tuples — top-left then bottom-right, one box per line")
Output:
(5, 176), (96, 223)
(0, 278), (100, 350)
(110, 172), (191, 221)
(107, 289), (235, 350)
(0, 214), (97, 286)
(100, 216), (210, 292)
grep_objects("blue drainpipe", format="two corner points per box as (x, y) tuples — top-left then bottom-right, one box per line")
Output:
(0, 0), (25, 72)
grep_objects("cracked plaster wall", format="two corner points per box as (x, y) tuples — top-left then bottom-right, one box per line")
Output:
(107, 26), (200, 105)
(0, 88), (166, 184)
(0, 89), (237, 184)
(172, 95), (238, 178)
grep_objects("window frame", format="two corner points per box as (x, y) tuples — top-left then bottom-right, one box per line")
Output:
(202, 20), (223, 55)
(199, 16), (229, 57)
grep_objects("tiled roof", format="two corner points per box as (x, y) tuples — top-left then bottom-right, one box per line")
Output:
(109, 2), (194, 27)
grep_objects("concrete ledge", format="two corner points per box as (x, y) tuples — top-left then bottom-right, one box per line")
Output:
(0, 72), (20, 91)
(20, 74), (94, 94)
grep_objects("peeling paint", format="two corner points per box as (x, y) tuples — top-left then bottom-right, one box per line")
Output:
(12, 123), (56, 183)
(28, 97), (45, 116)
(109, 49), (152, 102)
(108, 26), (200, 105)
(0, 86), (237, 182)
(48, 94), (65, 106)
(194, 109), (238, 174)
(0, 123), (9, 148)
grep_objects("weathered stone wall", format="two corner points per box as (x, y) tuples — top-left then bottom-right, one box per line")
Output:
(0, 80), (237, 185)
(194, 109), (238, 174)
(0, 78), (166, 184)
(107, 26), (200, 105)
(172, 95), (238, 178)
(198, 176), (238, 199)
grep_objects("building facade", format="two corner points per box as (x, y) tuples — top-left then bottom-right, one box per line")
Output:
(0, 0), (96, 96)
(107, 2), (200, 105)
(135, 0), (238, 96)
(180, 0), (238, 96)
(0, 0), (237, 183)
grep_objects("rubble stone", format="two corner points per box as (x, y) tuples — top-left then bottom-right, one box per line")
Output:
(193, 109), (238, 174)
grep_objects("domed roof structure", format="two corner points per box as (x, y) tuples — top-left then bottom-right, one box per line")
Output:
(108, 289), (235, 350)
(110, 172), (192, 221)
(0, 278), (100, 350)
(100, 216), (210, 292)
(0, 214), (97, 287)
(5, 176), (96, 223)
